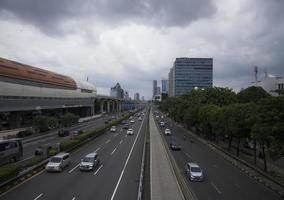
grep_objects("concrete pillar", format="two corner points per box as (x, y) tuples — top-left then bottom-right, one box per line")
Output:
(9, 112), (22, 128)
(112, 101), (115, 113)
(107, 101), (110, 113)
(100, 101), (104, 113)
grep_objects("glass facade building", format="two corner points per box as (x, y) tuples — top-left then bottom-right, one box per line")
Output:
(169, 57), (213, 96)
(161, 79), (169, 93)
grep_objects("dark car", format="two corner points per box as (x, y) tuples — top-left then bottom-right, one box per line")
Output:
(58, 129), (70, 137)
(17, 128), (35, 138)
(170, 137), (182, 151)
(34, 145), (51, 155)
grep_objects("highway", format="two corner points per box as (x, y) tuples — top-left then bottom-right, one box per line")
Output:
(1, 108), (148, 200)
(154, 110), (282, 200)
(21, 113), (127, 160)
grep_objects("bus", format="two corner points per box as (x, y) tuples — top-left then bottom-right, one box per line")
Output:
(0, 138), (23, 166)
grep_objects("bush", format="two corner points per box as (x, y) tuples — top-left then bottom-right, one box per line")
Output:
(0, 164), (21, 183)
(22, 156), (44, 169)
(61, 112), (79, 127)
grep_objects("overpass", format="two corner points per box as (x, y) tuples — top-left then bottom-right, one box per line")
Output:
(0, 57), (144, 129)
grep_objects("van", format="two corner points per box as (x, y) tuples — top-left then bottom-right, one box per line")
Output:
(46, 153), (70, 172)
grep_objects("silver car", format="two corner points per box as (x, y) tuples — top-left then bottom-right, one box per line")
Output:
(46, 153), (70, 172)
(185, 163), (204, 181)
(79, 152), (100, 171)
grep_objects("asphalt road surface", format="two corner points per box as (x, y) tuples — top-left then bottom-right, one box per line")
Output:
(21, 113), (127, 160)
(154, 110), (282, 200)
(1, 109), (148, 200)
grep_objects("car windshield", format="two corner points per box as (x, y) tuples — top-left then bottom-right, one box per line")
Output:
(83, 157), (93, 162)
(50, 157), (62, 163)
(191, 167), (201, 173)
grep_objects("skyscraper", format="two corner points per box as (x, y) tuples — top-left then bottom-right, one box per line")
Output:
(168, 57), (213, 96)
(161, 79), (169, 94)
(134, 93), (140, 101)
(110, 83), (124, 99)
(153, 80), (157, 97)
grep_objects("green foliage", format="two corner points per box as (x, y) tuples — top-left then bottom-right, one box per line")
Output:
(237, 86), (270, 103)
(61, 112), (79, 127)
(33, 115), (59, 132)
(0, 164), (21, 183)
(22, 156), (44, 169)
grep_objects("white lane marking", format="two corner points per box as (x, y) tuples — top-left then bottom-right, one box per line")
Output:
(119, 140), (123, 144)
(94, 164), (103, 175)
(71, 197), (76, 200)
(21, 155), (34, 162)
(110, 114), (146, 200)
(105, 139), (111, 144)
(68, 163), (80, 173)
(211, 181), (222, 194)
(34, 193), (43, 200)
(95, 147), (101, 152)
(185, 152), (191, 158)
(111, 148), (117, 155)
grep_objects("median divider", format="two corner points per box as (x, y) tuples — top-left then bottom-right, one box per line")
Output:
(153, 113), (197, 200)
(0, 110), (142, 196)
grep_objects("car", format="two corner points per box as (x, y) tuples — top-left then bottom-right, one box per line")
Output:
(79, 152), (100, 171)
(156, 115), (159, 118)
(123, 124), (129, 129)
(58, 129), (70, 137)
(34, 144), (51, 155)
(111, 115), (116, 119)
(160, 122), (165, 127)
(110, 126), (116, 132)
(185, 163), (204, 181)
(17, 128), (35, 137)
(122, 120), (127, 125)
(138, 117), (142, 121)
(130, 119), (135, 123)
(46, 153), (70, 172)
(170, 137), (182, 150)
(164, 128), (171, 135)
(127, 128), (134, 135)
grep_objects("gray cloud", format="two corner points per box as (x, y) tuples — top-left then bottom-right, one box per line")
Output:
(0, 0), (216, 35)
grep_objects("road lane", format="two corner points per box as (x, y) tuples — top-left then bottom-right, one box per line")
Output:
(155, 110), (282, 200)
(1, 109), (148, 200)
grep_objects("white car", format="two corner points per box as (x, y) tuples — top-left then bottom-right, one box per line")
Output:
(164, 129), (171, 135)
(110, 126), (116, 132)
(46, 153), (70, 172)
(138, 117), (142, 121)
(127, 128), (134, 135)
(79, 152), (100, 171)
(185, 163), (204, 181)
(130, 119), (135, 123)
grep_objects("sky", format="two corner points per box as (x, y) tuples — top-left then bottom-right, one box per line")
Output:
(0, 0), (283, 99)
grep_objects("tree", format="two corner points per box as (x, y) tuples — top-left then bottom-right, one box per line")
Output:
(33, 116), (49, 132)
(237, 86), (270, 103)
(61, 112), (79, 127)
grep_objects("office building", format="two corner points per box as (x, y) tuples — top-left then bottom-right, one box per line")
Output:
(153, 80), (158, 96)
(253, 74), (284, 96)
(134, 93), (140, 101)
(161, 79), (169, 94)
(168, 57), (213, 96)
(110, 83), (124, 99)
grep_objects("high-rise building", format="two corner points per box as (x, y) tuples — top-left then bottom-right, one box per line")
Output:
(157, 86), (161, 95)
(141, 96), (145, 101)
(168, 57), (213, 96)
(161, 79), (169, 93)
(134, 93), (140, 101)
(124, 91), (130, 100)
(153, 80), (157, 97)
(110, 83), (124, 99)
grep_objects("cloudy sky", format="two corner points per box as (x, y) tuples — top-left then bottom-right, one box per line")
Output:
(0, 0), (283, 99)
